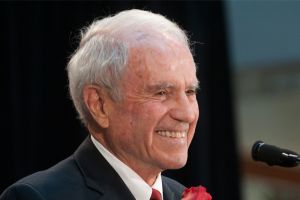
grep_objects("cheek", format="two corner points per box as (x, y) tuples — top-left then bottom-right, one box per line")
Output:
(194, 102), (200, 120)
(132, 102), (167, 120)
(128, 103), (168, 135)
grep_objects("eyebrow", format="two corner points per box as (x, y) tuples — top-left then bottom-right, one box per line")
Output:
(145, 80), (200, 92)
(189, 80), (200, 90)
(145, 82), (175, 92)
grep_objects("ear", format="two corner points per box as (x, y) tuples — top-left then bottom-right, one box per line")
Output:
(83, 85), (109, 128)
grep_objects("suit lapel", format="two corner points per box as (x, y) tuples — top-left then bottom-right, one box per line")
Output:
(163, 182), (175, 200)
(162, 176), (185, 200)
(73, 137), (135, 200)
(163, 185), (174, 200)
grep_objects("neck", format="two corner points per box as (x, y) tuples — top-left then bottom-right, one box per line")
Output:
(91, 132), (161, 185)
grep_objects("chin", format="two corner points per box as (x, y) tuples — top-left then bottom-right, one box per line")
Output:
(162, 155), (188, 170)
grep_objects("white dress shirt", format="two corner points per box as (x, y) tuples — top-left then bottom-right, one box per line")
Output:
(91, 135), (163, 200)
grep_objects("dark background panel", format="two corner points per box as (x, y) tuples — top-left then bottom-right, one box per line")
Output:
(0, 2), (240, 200)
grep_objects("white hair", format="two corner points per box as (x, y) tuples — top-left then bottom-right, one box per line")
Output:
(67, 9), (190, 126)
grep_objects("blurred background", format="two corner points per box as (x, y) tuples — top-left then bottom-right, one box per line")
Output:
(226, 1), (300, 200)
(1, 1), (300, 200)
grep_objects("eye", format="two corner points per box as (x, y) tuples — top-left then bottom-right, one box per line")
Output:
(156, 90), (167, 96)
(186, 88), (198, 96)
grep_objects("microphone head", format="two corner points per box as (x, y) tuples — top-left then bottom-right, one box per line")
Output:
(252, 141), (299, 167)
(252, 141), (264, 161)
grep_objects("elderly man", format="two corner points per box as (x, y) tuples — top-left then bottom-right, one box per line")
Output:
(1, 9), (199, 200)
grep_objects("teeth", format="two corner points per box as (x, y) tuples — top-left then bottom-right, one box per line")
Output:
(156, 130), (187, 138)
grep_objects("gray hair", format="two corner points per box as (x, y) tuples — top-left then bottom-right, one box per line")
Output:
(67, 9), (190, 126)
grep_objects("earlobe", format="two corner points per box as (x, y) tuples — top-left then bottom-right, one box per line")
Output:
(83, 85), (110, 128)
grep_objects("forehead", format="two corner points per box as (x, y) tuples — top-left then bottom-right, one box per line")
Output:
(123, 36), (197, 88)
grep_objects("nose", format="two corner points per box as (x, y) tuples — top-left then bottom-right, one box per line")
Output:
(169, 94), (198, 123)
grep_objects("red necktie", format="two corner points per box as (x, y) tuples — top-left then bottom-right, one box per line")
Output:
(150, 188), (162, 200)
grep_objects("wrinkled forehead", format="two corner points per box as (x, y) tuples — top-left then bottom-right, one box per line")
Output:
(121, 34), (197, 85)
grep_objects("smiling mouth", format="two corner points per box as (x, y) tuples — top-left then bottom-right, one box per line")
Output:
(156, 130), (187, 138)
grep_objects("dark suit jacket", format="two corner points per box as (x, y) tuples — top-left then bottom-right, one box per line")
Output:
(0, 137), (185, 200)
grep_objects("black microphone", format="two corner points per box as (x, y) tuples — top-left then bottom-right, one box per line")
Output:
(252, 141), (300, 167)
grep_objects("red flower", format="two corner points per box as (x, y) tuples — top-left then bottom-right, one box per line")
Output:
(181, 186), (212, 200)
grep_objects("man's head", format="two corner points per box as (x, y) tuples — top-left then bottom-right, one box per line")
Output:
(67, 9), (199, 184)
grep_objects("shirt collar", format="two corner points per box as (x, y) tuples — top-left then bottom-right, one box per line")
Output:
(91, 135), (163, 200)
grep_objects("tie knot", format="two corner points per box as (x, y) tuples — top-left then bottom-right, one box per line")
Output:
(150, 188), (162, 200)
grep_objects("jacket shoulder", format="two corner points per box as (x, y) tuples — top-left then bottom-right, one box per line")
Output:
(0, 182), (46, 200)
(0, 156), (87, 200)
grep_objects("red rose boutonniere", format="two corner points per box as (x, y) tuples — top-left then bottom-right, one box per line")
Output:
(181, 186), (212, 200)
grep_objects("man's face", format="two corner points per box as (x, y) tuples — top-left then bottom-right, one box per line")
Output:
(103, 37), (199, 177)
